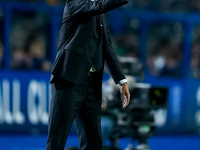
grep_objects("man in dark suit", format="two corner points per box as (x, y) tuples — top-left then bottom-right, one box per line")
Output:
(46, 0), (130, 150)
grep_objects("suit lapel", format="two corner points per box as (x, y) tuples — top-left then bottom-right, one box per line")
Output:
(96, 15), (103, 40)
(96, 15), (102, 25)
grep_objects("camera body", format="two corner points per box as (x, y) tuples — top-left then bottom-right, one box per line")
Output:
(128, 83), (168, 109)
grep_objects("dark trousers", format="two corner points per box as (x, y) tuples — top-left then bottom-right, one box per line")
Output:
(46, 73), (103, 150)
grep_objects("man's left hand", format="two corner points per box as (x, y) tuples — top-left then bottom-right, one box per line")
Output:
(120, 83), (130, 109)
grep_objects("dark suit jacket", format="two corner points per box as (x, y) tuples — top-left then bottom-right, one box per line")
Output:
(51, 0), (128, 85)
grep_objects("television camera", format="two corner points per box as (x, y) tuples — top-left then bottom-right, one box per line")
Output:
(102, 57), (168, 150)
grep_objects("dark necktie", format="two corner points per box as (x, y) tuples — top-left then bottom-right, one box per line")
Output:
(94, 15), (103, 71)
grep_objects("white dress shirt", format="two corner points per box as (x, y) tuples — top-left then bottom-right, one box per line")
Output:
(118, 79), (127, 85)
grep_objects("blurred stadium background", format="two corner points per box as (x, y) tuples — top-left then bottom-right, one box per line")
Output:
(0, 0), (200, 150)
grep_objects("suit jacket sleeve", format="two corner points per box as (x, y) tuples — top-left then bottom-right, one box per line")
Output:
(66, 0), (128, 19)
(105, 33), (126, 84)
